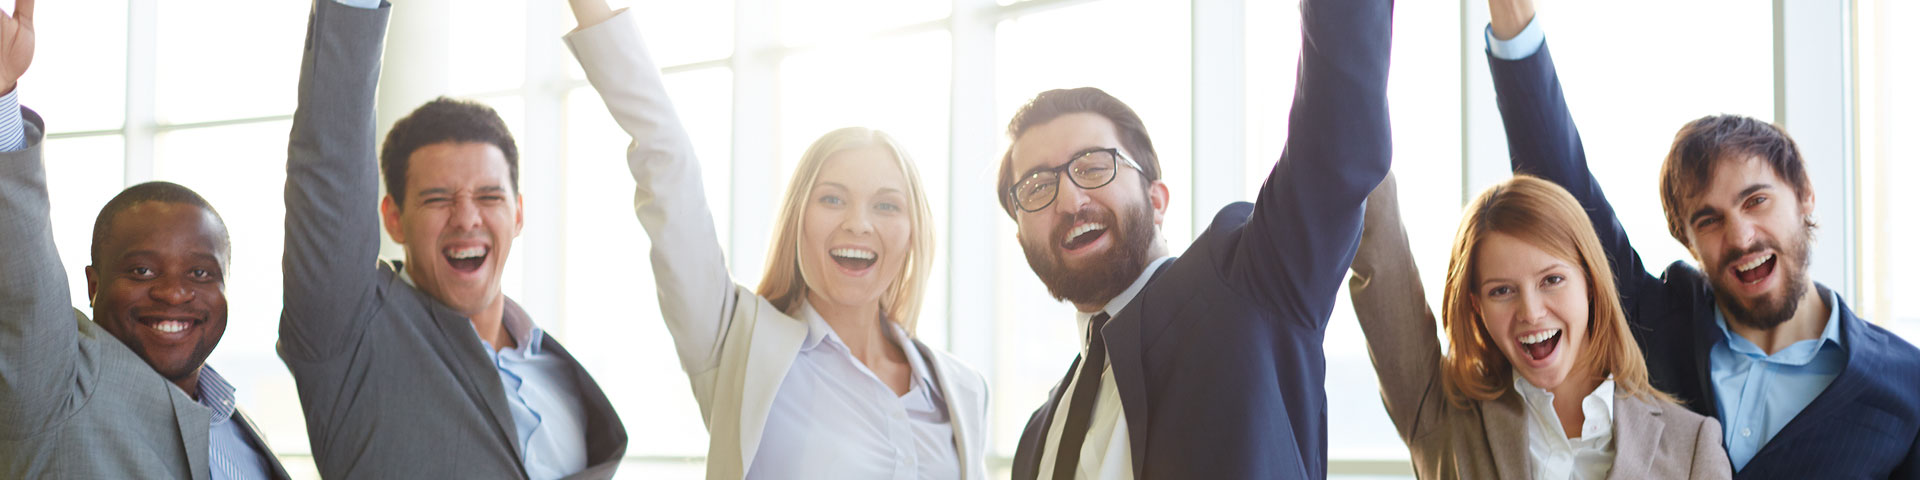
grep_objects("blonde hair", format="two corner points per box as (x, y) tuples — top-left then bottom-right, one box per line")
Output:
(1439, 175), (1673, 408)
(755, 127), (936, 334)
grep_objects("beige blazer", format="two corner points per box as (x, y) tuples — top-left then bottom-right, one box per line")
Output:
(563, 10), (991, 480)
(1347, 174), (1732, 480)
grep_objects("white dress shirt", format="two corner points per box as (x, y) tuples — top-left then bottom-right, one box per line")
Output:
(1515, 374), (1617, 480)
(748, 300), (961, 479)
(1037, 256), (1174, 480)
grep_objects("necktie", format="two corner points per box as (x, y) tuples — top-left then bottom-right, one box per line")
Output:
(1052, 312), (1111, 480)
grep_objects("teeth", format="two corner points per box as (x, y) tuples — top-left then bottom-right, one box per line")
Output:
(1736, 253), (1774, 272)
(445, 246), (487, 259)
(1519, 329), (1559, 345)
(830, 248), (876, 260)
(1069, 223), (1106, 239)
(151, 320), (190, 334)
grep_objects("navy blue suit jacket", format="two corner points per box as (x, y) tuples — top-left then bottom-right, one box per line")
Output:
(1489, 41), (1920, 479)
(1008, 0), (1393, 477)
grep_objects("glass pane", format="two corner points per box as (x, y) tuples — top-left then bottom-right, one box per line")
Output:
(775, 0), (947, 47)
(559, 67), (732, 458)
(27, 0), (127, 133)
(619, 0), (734, 68)
(991, 0), (1189, 456)
(42, 135), (126, 311)
(1862, 0), (1920, 342)
(152, 120), (309, 455)
(156, 1), (307, 124)
(777, 30), (952, 344)
(450, 0), (527, 95)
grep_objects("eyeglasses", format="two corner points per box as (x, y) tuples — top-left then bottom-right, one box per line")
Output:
(1008, 148), (1144, 213)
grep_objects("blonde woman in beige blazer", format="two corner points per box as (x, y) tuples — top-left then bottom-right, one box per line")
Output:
(1348, 174), (1731, 480)
(563, 2), (990, 479)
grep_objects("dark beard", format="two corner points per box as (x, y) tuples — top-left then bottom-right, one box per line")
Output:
(1020, 199), (1156, 307)
(1710, 224), (1813, 331)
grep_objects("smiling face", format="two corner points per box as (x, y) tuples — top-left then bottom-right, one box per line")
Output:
(1472, 232), (1592, 391)
(1679, 156), (1815, 330)
(85, 202), (230, 387)
(796, 146), (916, 312)
(381, 141), (524, 316)
(1009, 112), (1167, 308)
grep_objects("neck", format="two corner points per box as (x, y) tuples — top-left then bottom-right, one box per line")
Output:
(172, 367), (203, 401)
(808, 292), (902, 368)
(1725, 279), (1828, 355)
(468, 293), (514, 352)
(1545, 369), (1604, 439)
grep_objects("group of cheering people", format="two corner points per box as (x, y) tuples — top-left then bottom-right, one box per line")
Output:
(2, 0), (1917, 478)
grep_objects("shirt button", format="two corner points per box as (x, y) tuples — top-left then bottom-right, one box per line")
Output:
(1740, 428), (1752, 437)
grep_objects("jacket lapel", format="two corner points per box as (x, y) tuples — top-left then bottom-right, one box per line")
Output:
(416, 280), (525, 472)
(736, 304), (809, 473)
(1691, 292), (1722, 414)
(1482, 391), (1530, 479)
(233, 408), (294, 480)
(540, 337), (630, 479)
(168, 380), (213, 480)
(1015, 357), (1079, 480)
(1103, 260), (1177, 476)
(1746, 299), (1868, 467)
(1607, 395), (1665, 480)
(915, 339), (984, 480)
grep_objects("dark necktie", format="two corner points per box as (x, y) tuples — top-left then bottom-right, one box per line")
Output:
(1052, 312), (1111, 480)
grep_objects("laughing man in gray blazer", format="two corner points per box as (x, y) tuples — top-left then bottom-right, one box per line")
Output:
(278, 1), (627, 478)
(0, 1), (289, 478)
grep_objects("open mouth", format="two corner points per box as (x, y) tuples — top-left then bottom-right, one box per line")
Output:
(1060, 222), (1108, 251)
(830, 247), (878, 271)
(444, 245), (490, 273)
(1518, 328), (1561, 362)
(1732, 253), (1776, 285)
(137, 316), (200, 338)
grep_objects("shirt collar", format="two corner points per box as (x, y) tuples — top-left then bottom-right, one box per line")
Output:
(195, 366), (240, 427)
(1074, 256), (1174, 355)
(398, 260), (545, 355)
(1712, 285), (1843, 360)
(794, 299), (936, 387)
(1513, 372), (1615, 440)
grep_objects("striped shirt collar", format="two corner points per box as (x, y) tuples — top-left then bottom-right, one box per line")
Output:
(195, 366), (239, 427)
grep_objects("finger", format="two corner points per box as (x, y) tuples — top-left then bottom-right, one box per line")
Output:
(13, 0), (30, 26)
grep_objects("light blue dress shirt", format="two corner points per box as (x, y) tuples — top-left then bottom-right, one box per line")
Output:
(1485, 14), (1546, 60)
(1710, 288), (1845, 471)
(199, 367), (274, 480)
(0, 89), (24, 152)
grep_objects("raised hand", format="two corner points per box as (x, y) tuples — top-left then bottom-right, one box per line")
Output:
(0, 0), (33, 94)
(566, 0), (616, 31)
(1489, 0), (1534, 40)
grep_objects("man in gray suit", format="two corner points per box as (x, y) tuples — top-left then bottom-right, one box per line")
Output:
(0, 1), (290, 478)
(278, 1), (627, 478)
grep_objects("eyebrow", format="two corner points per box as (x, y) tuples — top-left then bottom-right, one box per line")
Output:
(1687, 183), (1772, 225)
(417, 186), (508, 197)
(818, 182), (904, 196)
(1016, 146), (1114, 180)
(118, 250), (223, 265)
(1477, 264), (1565, 289)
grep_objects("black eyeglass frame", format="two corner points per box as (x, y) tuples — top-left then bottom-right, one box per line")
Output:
(1007, 147), (1146, 213)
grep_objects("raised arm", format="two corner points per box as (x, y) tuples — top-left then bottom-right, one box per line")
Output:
(1484, 0), (1660, 303)
(1347, 173), (1448, 443)
(280, 0), (390, 361)
(564, 2), (739, 375)
(1227, 0), (1393, 326)
(0, 0), (76, 429)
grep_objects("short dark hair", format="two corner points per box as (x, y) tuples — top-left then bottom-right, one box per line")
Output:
(380, 97), (520, 207)
(996, 87), (1163, 219)
(1658, 114), (1812, 245)
(91, 181), (229, 266)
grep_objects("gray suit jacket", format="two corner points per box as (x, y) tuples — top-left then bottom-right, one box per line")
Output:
(1347, 174), (1732, 480)
(0, 111), (292, 479)
(278, 2), (626, 479)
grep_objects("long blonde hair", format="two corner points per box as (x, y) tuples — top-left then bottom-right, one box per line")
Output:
(1439, 175), (1673, 408)
(755, 127), (936, 334)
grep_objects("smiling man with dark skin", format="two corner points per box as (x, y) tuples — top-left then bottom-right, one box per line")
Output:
(0, 1), (287, 476)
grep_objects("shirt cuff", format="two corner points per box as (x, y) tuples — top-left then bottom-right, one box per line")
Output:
(0, 89), (25, 152)
(333, 0), (381, 9)
(1485, 15), (1545, 61)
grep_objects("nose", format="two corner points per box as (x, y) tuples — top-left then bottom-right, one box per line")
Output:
(842, 204), (875, 236)
(1519, 289), (1549, 325)
(1052, 178), (1092, 215)
(1725, 213), (1760, 251)
(449, 194), (484, 232)
(150, 275), (195, 305)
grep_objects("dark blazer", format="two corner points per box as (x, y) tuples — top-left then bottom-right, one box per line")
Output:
(1, 110), (291, 480)
(1009, 0), (1393, 477)
(278, 2), (626, 478)
(1489, 41), (1920, 479)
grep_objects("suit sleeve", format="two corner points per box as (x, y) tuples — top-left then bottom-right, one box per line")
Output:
(1347, 173), (1448, 443)
(564, 10), (742, 375)
(280, 0), (391, 362)
(1691, 415), (1733, 479)
(0, 108), (80, 430)
(1894, 427), (1920, 479)
(1486, 41), (1666, 325)
(1227, 0), (1394, 327)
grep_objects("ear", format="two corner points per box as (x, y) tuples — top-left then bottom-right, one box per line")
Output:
(1147, 180), (1170, 226)
(1799, 188), (1817, 220)
(380, 195), (407, 244)
(512, 194), (526, 237)
(84, 265), (99, 308)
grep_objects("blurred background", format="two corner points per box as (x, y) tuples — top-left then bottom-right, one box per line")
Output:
(20, 0), (1916, 478)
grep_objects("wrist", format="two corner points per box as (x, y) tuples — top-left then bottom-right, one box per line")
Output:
(1488, 1), (1535, 40)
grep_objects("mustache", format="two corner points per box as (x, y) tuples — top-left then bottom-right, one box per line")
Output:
(1051, 205), (1116, 243)
(1718, 240), (1779, 269)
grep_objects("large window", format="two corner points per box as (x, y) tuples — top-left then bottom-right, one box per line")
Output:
(21, 1), (1911, 480)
